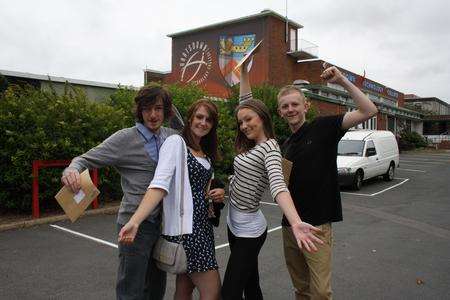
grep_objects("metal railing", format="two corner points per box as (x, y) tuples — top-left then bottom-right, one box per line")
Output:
(424, 135), (450, 143)
(288, 38), (319, 57)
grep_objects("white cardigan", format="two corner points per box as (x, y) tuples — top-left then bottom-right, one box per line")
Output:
(148, 135), (193, 236)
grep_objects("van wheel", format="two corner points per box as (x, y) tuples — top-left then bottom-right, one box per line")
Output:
(383, 163), (395, 181)
(352, 170), (363, 190)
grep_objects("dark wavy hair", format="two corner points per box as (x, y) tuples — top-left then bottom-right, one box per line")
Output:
(182, 99), (220, 162)
(235, 99), (275, 153)
(133, 85), (173, 123)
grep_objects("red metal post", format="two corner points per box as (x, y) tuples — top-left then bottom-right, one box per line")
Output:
(91, 169), (99, 209)
(32, 160), (40, 219)
(31, 159), (101, 218)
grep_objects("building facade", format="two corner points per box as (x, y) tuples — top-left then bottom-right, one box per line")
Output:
(147, 9), (423, 135)
(404, 95), (450, 115)
(0, 69), (122, 102)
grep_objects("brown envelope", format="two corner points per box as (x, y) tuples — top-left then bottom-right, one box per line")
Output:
(281, 158), (293, 186)
(55, 170), (100, 222)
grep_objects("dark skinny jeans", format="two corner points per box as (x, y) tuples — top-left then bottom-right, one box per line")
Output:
(222, 227), (267, 300)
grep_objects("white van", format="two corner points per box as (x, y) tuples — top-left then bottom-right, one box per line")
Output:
(337, 130), (399, 190)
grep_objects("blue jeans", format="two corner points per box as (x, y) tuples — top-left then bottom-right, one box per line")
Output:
(116, 221), (166, 300)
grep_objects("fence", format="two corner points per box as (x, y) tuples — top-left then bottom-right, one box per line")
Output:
(32, 160), (98, 218)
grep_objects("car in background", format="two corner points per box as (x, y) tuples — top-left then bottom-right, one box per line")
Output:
(337, 130), (399, 190)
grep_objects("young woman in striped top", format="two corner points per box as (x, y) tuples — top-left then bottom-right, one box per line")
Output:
(221, 60), (323, 300)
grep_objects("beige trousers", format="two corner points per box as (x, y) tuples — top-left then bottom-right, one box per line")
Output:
(282, 223), (333, 300)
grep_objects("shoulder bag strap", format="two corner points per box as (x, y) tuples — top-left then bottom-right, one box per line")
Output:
(179, 136), (186, 236)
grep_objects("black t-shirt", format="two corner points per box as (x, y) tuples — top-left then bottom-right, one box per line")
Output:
(281, 115), (347, 226)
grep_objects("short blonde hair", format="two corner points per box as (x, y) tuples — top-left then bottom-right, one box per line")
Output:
(277, 85), (306, 103)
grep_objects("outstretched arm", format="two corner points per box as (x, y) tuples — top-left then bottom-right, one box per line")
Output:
(321, 66), (378, 130)
(118, 135), (182, 244)
(61, 130), (125, 193)
(275, 192), (323, 252)
(264, 147), (323, 252)
(118, 188), (166, 244)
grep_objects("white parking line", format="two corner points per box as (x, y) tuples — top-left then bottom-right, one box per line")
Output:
(400, 160), (444, 165)
(215, 242), (230, 250)
(51, 223), (283, 251)
(341, 178), (410, 197)
(399, 162), (433, 167)
(341, 191), (372, 197)
(260, 201), (278, 206)
(401, 154), (450, 158)
(370, 178), (410, 196)
(50, 224), (118, 248)
(400, 157), (450, 163)
(397, 168), (426, 173)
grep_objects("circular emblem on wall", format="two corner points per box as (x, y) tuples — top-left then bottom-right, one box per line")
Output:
(179, 41), (212, 85)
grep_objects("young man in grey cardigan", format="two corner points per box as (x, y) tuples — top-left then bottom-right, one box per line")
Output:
(61, 85), (182, 300)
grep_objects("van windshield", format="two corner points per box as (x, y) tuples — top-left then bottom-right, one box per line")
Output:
(338, 140), (365, 156)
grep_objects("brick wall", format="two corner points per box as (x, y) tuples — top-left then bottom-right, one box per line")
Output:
(309, 99), (345, 117)
(377, 113), (387, 130)
(267, 16), (299, 86)
(397, 94), (405, 108)
(144, 71), (165, 84)
(438, 141), (450, 149)
(293, 60), (324, 84)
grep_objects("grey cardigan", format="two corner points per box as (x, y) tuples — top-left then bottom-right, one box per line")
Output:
(68, 125), (177, 225)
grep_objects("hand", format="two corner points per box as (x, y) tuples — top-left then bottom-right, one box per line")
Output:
(61, 168), (81, 193)
(320, 66), (346, 85)
(118, 222), (139, 244)
(208, 188), (225, 203)
(239, 55), (253, 74)
(291, 222), (324, 252)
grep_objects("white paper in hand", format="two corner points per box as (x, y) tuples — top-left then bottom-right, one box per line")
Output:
(73, 190), (85, 204)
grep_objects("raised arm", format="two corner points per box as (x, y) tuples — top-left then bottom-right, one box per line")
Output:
(239, 61), (252, 101)
(321, 66), (378, 130)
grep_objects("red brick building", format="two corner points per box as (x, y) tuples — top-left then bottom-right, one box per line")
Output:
(146, 9), (422, 134)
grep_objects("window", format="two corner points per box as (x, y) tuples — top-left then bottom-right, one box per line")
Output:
(327, 83), (345, 92)
(290, 28), (297, 51)
(365, 140), (377, 156)
(347, 108), (377, 130)
(338, 140), (365, 156)
(387, 116), (396, 133)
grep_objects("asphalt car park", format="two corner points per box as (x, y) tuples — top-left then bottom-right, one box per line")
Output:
(1, 152), (449, 299)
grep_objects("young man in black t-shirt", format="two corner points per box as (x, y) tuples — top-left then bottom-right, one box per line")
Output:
(277, 66), (378, 299)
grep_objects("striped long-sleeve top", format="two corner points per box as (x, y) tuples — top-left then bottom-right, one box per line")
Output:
(229, 138), (288, 212)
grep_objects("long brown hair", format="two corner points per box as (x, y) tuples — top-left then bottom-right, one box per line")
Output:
(235, 99), (275, 154)
(181, 99), (220, 162)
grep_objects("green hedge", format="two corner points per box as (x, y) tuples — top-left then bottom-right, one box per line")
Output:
(0, 82), (316, 213)
(0, 73), (8, 94)
(399, 131), (428, 149)
(0, 84), (129, 212)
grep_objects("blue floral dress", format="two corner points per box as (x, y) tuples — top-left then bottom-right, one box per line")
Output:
(163, 150), (219, 274)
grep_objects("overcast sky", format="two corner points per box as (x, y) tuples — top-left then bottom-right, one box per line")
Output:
(1, 0), (449, 102)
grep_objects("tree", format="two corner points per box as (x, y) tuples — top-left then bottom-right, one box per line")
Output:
(0, 73), (8, 94)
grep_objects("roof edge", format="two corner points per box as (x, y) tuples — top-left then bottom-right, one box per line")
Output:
(167, 9), (302, 38)
(0, 69), (131, 90)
